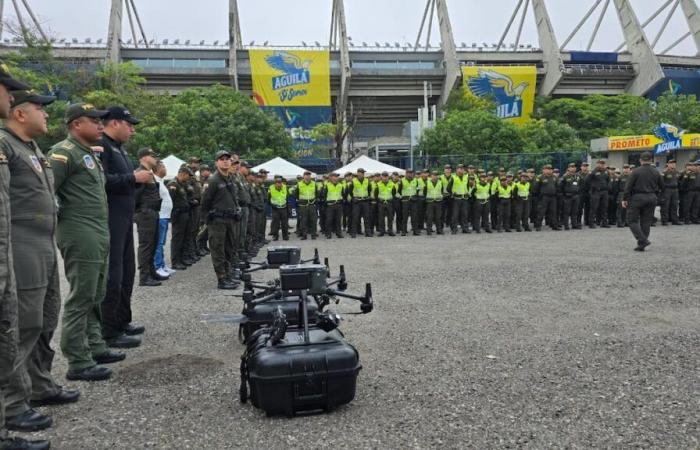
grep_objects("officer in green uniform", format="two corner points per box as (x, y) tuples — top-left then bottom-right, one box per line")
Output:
(168, 166), (193, 270)
(0, 66), (51, 450)
(416, 170), (428, 231)
(424, 171), (444, 235)
(232, 158), (252, 259)
(513, 172), (532, 232)
(202, 150), (240, 289)
(660, 160), (680, 226)
(323, 172), (344, 238)
(496, 174), (514, 232)
(348, 168), (371, 238)
(616, 165), (631, 227)
(446, 164), (470, 234)
(49, 103), (119, 381)
(134, 148), (163, 286)
(585, 159), (611, 228)
(397, 169), (420, 236)
(341, 172), (353, 231)
(2, 90), (83, 433)
(374, 172), (396, 236)
(534, 165), (561, 231)
(559, 163), (582, 230)
(296, 171), (318, 240)
(245, 170), (260, 252)
(269, 176), (289, 240)
(472, 173), (492, 233)
(184, 157), (203, 263)
(196, 164), (212, 255)
(252, 169), (268, 248)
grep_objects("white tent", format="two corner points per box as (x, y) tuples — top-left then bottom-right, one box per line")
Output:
(161, 154), (185, 180)
(252, 157), (315, 180)
(335, 155), (405, 175)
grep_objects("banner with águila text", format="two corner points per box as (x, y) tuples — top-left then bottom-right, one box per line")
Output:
(462, 65), (537, 126)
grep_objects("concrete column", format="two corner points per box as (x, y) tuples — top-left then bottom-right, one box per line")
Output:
(106, 0), (122, 63)
(228, 0), (241, 90)
(435, 0), (460, 107)
(532, 0), (564, 96)
(335, 0), (352, 162)
(679, 0), (700, 56)
(613, 0), (665, 95)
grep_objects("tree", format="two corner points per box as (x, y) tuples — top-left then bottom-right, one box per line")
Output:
(651, 93), (700, 132)
(443, 86), (496, 114)
(518, 119), (586, 153)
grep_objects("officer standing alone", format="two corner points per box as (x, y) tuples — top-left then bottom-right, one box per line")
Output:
(622, 152), (664, 251)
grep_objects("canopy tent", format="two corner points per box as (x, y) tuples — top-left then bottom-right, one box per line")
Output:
(334, 155), (405, 176)
(161, 154), (185, 180)
(252, 157), (316, 180)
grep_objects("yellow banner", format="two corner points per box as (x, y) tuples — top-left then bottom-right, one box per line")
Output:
(462, 65), (537, 125)
(607, 135), (660, 151)
(250, 49), (330, 107)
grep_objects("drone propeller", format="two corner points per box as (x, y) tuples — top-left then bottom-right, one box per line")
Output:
(200, 313), (249, 324)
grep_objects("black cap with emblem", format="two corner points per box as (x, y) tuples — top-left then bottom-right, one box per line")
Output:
(10, 90), (55, 108)
(104, 106), (140, 124)
(0, 62), (29, 90)
(65, 103), (109, 124)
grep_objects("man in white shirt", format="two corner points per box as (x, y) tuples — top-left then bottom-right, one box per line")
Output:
(154, 161), (174, 278)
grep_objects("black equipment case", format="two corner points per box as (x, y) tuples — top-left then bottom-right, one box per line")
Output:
(239, 296), (319, 342)
(241, 326), (361, 416)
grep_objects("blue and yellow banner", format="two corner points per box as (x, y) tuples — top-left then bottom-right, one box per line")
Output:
(250, 49), (331, 107)
(462, 65), (537, 126)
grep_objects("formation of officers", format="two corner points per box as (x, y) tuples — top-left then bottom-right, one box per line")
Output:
(267, 158), (699, 242)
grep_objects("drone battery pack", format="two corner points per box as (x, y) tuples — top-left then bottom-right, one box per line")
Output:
(243, 327), (361, 416)
(279, 264), (328, 294)
(266, 246), (302, 267)
(240, 296), (319, 342)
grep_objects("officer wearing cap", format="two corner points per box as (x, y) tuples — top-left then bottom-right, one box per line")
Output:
(513, 172), (531, 232)
(424, 170), (444, 235)
(585, 159), (610, 228)
(533, 165), (560, 231)
(373, 171), (396, 236)
(615, 164), (632, 227)
(0, 61), (50, 450)
(495, 174), (514, 232)
(269, 175), (290, 241)
(660, 159), (681, 225)
(168, 165), (193, 270)
(322, 172), (344, 238)
(341, 172), (353, 232)
(196, 163), (213, 254)
(680, 160), (700, 223)
(622, 152), (664, 251)
(183, 157), (204, 263)
(472, 172), (492, 233)
(348, 168), (371, 238)
(99, 105), (147, 350)
(295, 170), (318, 240)
(134, 148), (163, 287)
(232, 156), (253, 260)
(415, 169), (428, 231)
(397, 169), (420, 236)
(251, 170), (268, 249)
(1, 89), (83, 434)
(440, 164), (454, 228)
(559, 163), (582, 230)
(49, 103), (119, 382)
(202, 150), (240, 289)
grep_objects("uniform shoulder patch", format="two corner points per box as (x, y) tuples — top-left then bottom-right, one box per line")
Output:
(49, 151), (69, 164)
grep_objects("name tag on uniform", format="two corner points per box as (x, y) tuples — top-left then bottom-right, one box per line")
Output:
(30, 155), (43, 173)
(83, 155), (96, 169)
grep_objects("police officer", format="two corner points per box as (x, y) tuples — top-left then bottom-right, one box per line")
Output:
(323, 172), (344, 238)
(341, 172), (353, 232)
(660, 160), (681, 226)
(622, 152), (664, 251)
(168, 166), (193, 270)
(254, 170), (269, 248)
(0, 61), (50, 450)
(397, 169), (420, 236)
(202, 150), (240, 289)
(374, 172), (396, 236)
(134, 148), (163, 287)
(245, 170), (262, 252)
(440, 164), (454, 227)
(416, 170), (428, 231)
(578, 162), (591, 225)
(447, 164), (470, 234)
(472, 173), (492, 233)
(196, 163), (212, 255)
(424, 171), (444, 235)
(496, 174), (514, 232)
(269, 175), (289, 240)
(680, 161), (700, 224)
(534, 165), (560, 231)
(559, 163), (582, 230)
(616, 165), (631, 227)
(585, 159), (611, 228)
(513, 172), (531, 232)
(232, 158), (252, 259)
(349, 168), (371, 238)
(99, 106), (147, 348)
(50, 103), (119, 381)
(296, 171), (318, 240)
(184, 157), (203, 263)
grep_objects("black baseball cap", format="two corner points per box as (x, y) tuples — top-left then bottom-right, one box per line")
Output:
(179, 165), (193, 175)
(200, 164), (211, 171)
(137, 148), (158, 159)
(104, 106), (140, 124)
(215, 150), (231, 160)
(0, 62), (29, 90)
(10, 89), (55, 108)
(188, 156), (201, 163)
(65, 103), (109, 124)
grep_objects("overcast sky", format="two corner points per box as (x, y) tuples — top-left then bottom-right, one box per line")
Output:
(2, 0), (696, 55)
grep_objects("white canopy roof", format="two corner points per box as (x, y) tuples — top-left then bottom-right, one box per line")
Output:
(161, 154), (185, 180)
(252, 157), (316, 180)
(335, 155), (405, 176)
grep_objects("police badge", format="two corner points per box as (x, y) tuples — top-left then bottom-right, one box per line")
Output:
(83, 154), (96, 169)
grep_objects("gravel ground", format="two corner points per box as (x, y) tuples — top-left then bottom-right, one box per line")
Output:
(20, 222), (700, 449)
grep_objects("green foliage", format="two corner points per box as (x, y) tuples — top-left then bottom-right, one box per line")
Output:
(309, 123), (336, 141)
(443, 86), (496, 114)
(518, 119), (586, 153)
(651, 93), (700, 131)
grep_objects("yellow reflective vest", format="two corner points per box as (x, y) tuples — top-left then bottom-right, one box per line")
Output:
(269, 184), (288, 207)
(426, 179), (443, 201)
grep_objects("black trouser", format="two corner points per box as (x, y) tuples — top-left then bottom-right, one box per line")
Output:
(562, 194), (580, 228)
(451, 197), (469, 231)
(246, 207), (257, 250)
(298, 202), (317, 237)
(325, 202), (343, 237)
(102, 201), (135, 339)
(472, 200), (490, 232)
(416, 198), (426, 229)
(369, 201), (378, 233)
(393, 198), (402, 227)
(135, 209), (159, 282)
(513, 197), (530, 230)
(490, 195), (499, 226)
(616, 193), (627, 226)
(400, 198), (418, 234)
(318, 202), (326, 233)
(256, 206), (266, 243)
(442, 196), (452, 227)
(342, 201), (352, 231)
(608, 192), (618, 224)
(497, 198), (511, 231)
(589, 191), (608, 225)
(170, 208), (190, 265)
(682, 190), (700, 223)
(425, 200), (442, 232)
(185, 205), (200, 259)
(537, 195), (558, 229)
(352, 199), (371, 236)
(530, 195), (539, 224)
(580, 193), (590, 225)
(270, 207), (289, 239)
(627, 193), (657, 245)
(208, 217), (237, 280)
(377, 201), (394, 234)
(661, 189), (679, 224)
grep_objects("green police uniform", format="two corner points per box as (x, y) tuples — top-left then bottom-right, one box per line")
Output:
(202, 170), (240, 283)
(374, 180), (396, 236)
(184, 174), (202, 260)
(424, 178), (444, 234)
(234, 172), (251, 258)
(0, 128), (63, 416)
(0, 141), (20, 442)
(167, 176), (191, 268)
(269, 183), (289, 240)
(323, 181), (344, 238)
(296, 180), (318, 239)
(49, 136), (109, 371)
(254, 182), (267, 245)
